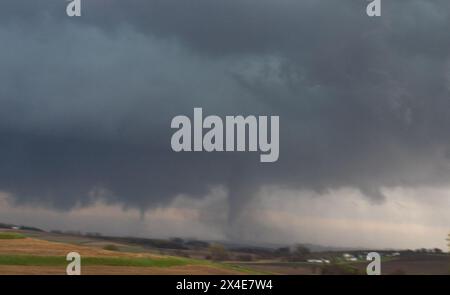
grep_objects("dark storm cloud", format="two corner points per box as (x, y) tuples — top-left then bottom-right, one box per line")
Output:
(1, 0), (450, 216)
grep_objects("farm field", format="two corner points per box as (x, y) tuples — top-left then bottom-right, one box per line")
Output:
(234, 257), (450, 275)
(0, 229), (448, 275)
(0, 230), (252, 275)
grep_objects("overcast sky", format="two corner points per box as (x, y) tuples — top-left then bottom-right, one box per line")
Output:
(0, 0), (449, 250)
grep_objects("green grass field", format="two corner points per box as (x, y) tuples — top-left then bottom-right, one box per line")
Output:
(0, 232), (26, 240)
(0, 254), (194, 267)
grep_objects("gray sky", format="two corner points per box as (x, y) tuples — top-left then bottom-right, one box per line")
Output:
(0, 0), (449, 249)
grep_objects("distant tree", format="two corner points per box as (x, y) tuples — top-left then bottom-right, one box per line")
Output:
(433, 248), (443, 254)
(275, 247), (290, 257)
(447, 233), (450, 253)
(294, 245), (310, 256)
(208, 243), (229, 261)
(289, 245), (311, 261)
